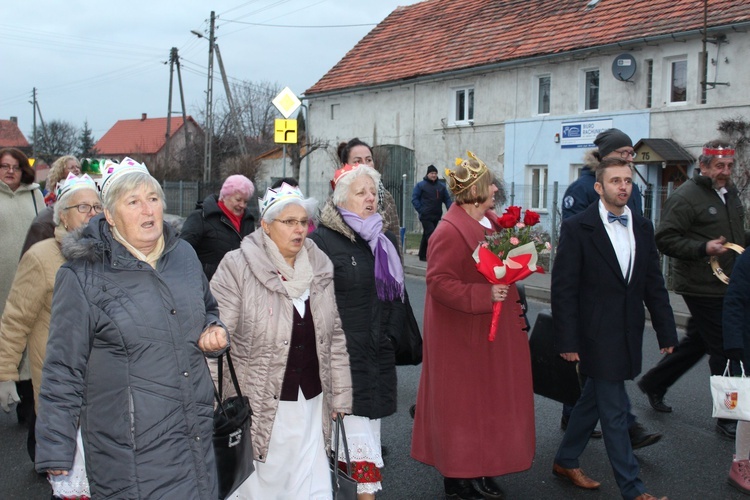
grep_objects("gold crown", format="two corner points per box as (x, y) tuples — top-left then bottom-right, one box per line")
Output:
(445, 151), (489, 195)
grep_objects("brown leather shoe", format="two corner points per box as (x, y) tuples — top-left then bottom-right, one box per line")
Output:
(633, 494), (668, 500)
(552, 463), (601, 490)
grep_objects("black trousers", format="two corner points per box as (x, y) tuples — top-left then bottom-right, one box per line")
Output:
(418, 218), (439, 261)
(639, 295), (727, 395)
(15, 379), (36, 461)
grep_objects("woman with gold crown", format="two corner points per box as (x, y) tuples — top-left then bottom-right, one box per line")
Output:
(411, 151), (535, 500)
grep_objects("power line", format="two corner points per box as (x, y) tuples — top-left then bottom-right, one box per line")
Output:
(219, 19), (378, 28)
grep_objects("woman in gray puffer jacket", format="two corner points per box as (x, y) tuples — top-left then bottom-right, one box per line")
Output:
(35, 159), (228, 499)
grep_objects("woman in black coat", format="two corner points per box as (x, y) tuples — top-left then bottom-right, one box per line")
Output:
(181, 174), (256, 280)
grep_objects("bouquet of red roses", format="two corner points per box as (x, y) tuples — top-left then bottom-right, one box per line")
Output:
(473, 206), (550, 341)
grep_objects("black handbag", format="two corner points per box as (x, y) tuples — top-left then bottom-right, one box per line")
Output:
(390, 290), (423, 365)
(528, 309), (582, 406)
(330, 415), (358, 499)
(213, 350), (254, 499)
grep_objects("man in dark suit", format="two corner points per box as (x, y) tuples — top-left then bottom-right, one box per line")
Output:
(551, 157), (678, 500)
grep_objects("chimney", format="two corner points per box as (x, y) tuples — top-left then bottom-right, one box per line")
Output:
(141, 113), (147, 121)
(10, 116), (17, 124)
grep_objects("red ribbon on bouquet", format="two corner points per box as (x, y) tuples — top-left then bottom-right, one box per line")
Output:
(473, 242), (542, 341)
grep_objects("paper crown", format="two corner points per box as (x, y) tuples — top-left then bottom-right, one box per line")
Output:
(57, 173), (98, 199)
(330, 163), (360, 191)
(259, 182), (305, 218)
(703, 146), (735, 158)
(100, 157), (149, 201)
(445, 151), (489, 195)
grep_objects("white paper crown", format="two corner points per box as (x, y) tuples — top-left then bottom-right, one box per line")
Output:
(258, 182), (304, 218)
(57, 173), (98, 199)
(100, 157), (149, 201)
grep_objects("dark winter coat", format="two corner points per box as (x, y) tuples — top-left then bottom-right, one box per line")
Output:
(411, 177), (452, 221)
(553, 203), (678, 381)
(723, 250), (750, 365)
(655, 171), (750, 297)
(309, 200), (401, 419)
(180, 194), (255, 280)
(35, 214), (222, 499)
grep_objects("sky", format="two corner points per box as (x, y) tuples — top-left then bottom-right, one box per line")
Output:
(2, 0), (422, 141)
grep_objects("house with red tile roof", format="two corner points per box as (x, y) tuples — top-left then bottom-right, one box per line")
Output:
(0, 117), (31, 152)
(94, 114), (202, 175)
(301, 0), (750, 230)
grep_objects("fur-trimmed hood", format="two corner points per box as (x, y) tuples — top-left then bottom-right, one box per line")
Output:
(317, 197), (388, 242)
(582, 149), (601, 170)
(61, 213), (179, 264)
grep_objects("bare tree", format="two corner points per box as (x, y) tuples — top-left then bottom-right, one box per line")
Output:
(286, 111), (328, 179)
(31, 120), (79, 164)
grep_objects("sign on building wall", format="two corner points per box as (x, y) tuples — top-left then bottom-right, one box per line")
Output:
(560, 118), (613, 149)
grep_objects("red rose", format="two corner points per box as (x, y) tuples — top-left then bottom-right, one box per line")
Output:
(523, 210), (540, 226)
(498, 213), (517, 228)
(506, 205), (522, 221)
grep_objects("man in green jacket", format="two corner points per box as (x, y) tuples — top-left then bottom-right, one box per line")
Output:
(638, 139), (750, 439)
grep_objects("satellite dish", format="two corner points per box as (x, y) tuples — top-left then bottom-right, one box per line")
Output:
(612, 53), (637, 82)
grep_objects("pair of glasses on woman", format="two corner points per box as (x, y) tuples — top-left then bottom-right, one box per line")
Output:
(273, 218), (310, 228)
(65, 203), (104, 214)
(0, 163), (20, 172)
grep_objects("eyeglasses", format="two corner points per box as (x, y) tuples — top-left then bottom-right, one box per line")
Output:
(273, 218), (309, 228)
(65, 203), (103, 214)
(614, 149), (638, 160)
(0, 163), (20, 172)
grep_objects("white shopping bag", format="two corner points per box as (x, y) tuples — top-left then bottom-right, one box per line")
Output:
(711, 361), (750, 420)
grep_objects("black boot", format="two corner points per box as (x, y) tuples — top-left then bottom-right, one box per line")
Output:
(470, 477), (505, 499)
(444, 477), (483, 500)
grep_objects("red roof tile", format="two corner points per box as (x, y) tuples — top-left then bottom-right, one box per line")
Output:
(0, 120), (30, 148)
(94, 115), (199, 156)
(306, 0), (750, 95)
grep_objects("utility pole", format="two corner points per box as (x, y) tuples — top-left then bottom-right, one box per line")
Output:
(30, 88), (37, 157)
(214, 44), (247, 156)
(165, 47), (177, 174)
(203, 11), (216, 184)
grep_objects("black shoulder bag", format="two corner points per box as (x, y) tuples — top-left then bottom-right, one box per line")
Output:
(213, 350), (254, 499)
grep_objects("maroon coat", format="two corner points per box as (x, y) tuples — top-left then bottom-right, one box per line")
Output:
(411, 203), (535, 477)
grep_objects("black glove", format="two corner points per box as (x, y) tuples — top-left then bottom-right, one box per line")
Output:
(725, 348), (744, 362)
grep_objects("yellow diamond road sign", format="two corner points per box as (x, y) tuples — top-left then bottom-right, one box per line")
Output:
(275, 119), (298, 144)
(272, 87), (301, 119)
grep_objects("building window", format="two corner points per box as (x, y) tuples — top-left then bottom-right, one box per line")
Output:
(646, 59), (653, 108)
(570, 163), (584, 182)
(330, 103), (339, 120)
(670, 59), (687, 103)
(528, 165), (548, 210)
(452, 87), (474, 124)
(584, 69), (599, 111)
(537, 75), (551, 114)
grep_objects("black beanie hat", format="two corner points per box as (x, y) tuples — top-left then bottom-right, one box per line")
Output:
(426, 164), (438, 174)
(594, 128), (632, 158)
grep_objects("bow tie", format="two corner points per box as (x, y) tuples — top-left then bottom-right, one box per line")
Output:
(607, 212), (628, 227)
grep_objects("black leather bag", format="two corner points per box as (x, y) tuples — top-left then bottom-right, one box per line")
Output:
(213, 350), (254, 499)
(528, 309), (582, 406)
(390, 290), (423, 365)
(330, 415), (357, 499)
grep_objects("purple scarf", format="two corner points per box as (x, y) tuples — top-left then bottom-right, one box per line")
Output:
(338, 207), (404, 302)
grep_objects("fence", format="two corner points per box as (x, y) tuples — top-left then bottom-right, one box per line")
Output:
(162, 178), (684, 287)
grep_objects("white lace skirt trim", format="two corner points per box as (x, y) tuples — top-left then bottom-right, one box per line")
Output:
(333, 415), (383, 494)
(48, 427), (90, 498)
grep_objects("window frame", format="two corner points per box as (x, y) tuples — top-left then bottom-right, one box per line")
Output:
(582, 68), (600, 112)
(527, 164), (549, 211)
(667, 57), (688, 104)
(451, 86), (475, 125)
(535, 74), (551, 115)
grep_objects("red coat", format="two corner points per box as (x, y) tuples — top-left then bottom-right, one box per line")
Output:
(410, 203), (535, 477)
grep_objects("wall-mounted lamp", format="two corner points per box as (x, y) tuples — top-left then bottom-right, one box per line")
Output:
(554, 133), (560, 143)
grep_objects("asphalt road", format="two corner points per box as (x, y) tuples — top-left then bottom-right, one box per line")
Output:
(0, 275), (743, 499)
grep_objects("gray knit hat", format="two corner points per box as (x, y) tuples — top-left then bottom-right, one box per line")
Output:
(594, 128), (632, 158)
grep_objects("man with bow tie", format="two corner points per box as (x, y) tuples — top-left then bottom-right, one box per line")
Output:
(551, 157), (677, 500)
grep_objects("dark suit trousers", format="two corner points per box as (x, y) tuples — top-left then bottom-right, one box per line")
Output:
(418, 218), (439, 261)
(555, 378), (645, 500)
(639, 296), (727, 395)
